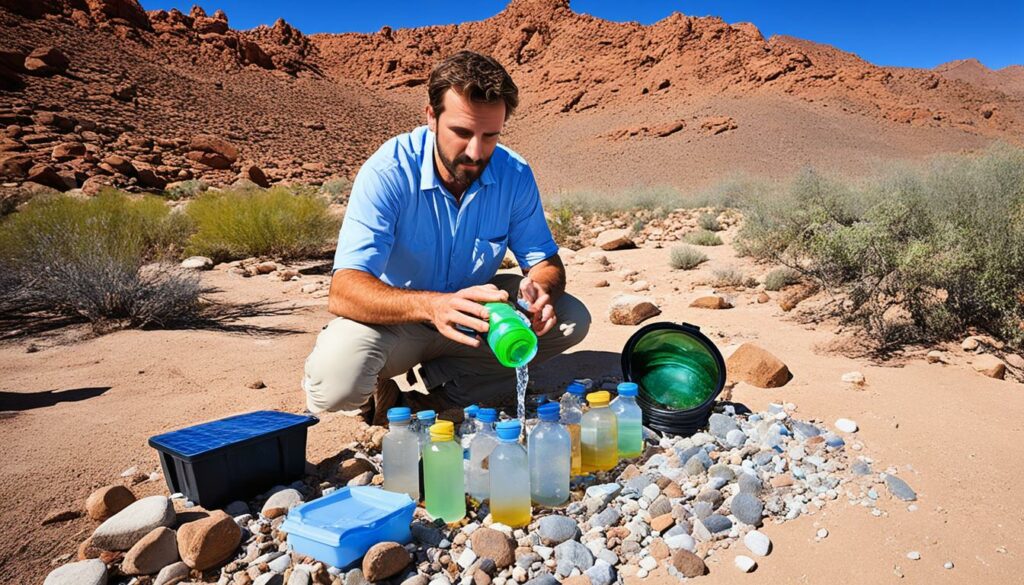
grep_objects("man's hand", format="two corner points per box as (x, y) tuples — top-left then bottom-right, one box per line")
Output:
(428, 284), (509, 347)
(519, 277), (557, 336)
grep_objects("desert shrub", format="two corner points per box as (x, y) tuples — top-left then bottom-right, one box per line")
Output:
(546, 202), (580, 248)
(698, 212), (722, 232)
(736, 145), (1024, 348)
(0, 191), (201, 331)
(185, 186), (339, 261)
(321, 176), (353, 204)
(711, 265), (746, 288)
(669, 245), (708, 270)
(684, 229), (723, 246)
(164, 179), (208, 200)
(763, 267), (803, 291)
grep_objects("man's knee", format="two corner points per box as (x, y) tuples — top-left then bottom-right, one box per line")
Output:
(302, 318), (389, 413)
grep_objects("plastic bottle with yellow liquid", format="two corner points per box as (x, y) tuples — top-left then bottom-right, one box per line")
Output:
(489, 420), (531, 527)
(581, 391), (618, 473)
(559, 381), (586, 476)
(423, 420), (466, 523)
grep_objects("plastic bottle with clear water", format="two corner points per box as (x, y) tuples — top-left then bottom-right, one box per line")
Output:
(559, 382), (586, 476)
(610, 382), (644, 459)
(467, 408), (499, 501)
(581, 391), (618, 473)
(415, 410), (436, 450)
(381, 407), (420, 500)
(423, 420), (466, 523)
(528, 402), (571, 506)
(489, 420), (531, 527)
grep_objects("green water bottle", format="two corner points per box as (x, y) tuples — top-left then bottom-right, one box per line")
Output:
(423, 420), (466, 523)
(483, 302), (538, 368)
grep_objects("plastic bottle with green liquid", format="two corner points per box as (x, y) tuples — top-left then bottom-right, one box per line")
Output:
(423, 420), (466, 523)
(529, 402), (571, 506)
(581, 391), (618, 473)
(489, 420), (531, 527)
(610, 382), (643, 459)
(482, 302), (538, 368)
(559, 382), (586, 476)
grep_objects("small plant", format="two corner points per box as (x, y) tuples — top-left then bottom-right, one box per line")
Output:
(185, 186), (339, 262)
(711, 265), (746, 288)
(320, 176), (353, 204)
(669, 245), (708, 270)
(164, 179), (208, 200)
(698, 212), (722, 232)
(631, 218), (647, 234)
(684, 229), (723, 246)
(546, 203), (580, 248)
(764, 267), (803, 291)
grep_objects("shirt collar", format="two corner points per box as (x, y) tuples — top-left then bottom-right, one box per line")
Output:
(420, 128), (497, 193)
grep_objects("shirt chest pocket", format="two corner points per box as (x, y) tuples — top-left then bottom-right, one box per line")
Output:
(471, 233), (509, 274)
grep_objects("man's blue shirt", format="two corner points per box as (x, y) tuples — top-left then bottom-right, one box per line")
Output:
(333, 125), (558, 293)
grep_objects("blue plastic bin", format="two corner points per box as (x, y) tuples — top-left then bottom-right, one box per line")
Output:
(281, 486), (416, 568)
(148, 410), (318, 508)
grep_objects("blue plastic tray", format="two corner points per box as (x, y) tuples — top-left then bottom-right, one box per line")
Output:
(282, 486), (415, 568)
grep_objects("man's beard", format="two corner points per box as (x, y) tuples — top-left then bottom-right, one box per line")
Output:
(436, 135), (488, 187)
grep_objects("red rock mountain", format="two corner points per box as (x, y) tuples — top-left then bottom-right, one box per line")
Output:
(1, 0), (1021, 194)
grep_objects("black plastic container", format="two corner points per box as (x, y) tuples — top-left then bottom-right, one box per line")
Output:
(148, 410), (318, 508)
(620, 322), (726, 436)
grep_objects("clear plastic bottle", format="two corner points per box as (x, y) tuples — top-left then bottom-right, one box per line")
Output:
(382, 407), (420, 500)
(490, 420), (531, 527)
(559, 382), (586, 476)
(528, 402), (571, 506)
(415, 410), (436, 450)
(581, 391), (618, 473)
(610, 382), (644, 459)
(468, 408), (499, 502)
(460, 404), (480, 477)
(423, 420), (466, 523)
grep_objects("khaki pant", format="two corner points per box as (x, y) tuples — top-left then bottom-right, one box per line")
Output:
(302, 274), (591, 416)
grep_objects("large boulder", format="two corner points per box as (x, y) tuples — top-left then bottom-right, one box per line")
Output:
(726, 343), (790, 388)
(608, 294), (661, 325)
(595, 229), (635, 251)
(176, 510), (241, 570)
(27, 163), (71, 191)
(91, 495), (176, 551)
(24, 47), (69, 75)
(121, 526), (179, 575)
(972, 354), (1006, 379)
(189, 134), (239, 163)
(85, 485), (136, 521)
(85, 0), (153, 30)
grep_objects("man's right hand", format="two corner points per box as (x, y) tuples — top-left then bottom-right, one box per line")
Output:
(428, 284), (509, 347)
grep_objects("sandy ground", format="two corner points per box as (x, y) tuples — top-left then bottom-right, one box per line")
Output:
(2, 227), (1023, 584)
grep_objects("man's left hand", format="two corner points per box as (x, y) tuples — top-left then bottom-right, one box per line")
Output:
(519, 277), (557, 336)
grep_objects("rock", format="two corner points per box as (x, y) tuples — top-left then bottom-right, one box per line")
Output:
(702, 514), (732, 534)
(664, 533), (696, 552)
(91, 495), (175, 551)
(757, 292), (770, 303)
(883, 474), (918, 501)
(926, 350), (946, 364)
(650, 513), (674, 533)
(595, 229), (634, 251)
(27, 163), (70, 191)
(608, 295), (661, 326)
(288, 568), (312, 585)
(584, 483), (622, 504)
(1005, 354), (1024, 369)
(584, 560), (615, 585)
(81, 175), (115, 196)
(255, 574), (284, 585)
(647, 495), (672, 518)
(554, 540), (594, 574)
(262, 488), (303, 518)
(590, 507), (621, 529)
(523, 576), (559, 585)
(744, 530), (771, 556)
(730, 493), (763, 526)
(689, 295), (731, 309)
(700, 116), (737, 136)
(961, 336), (980, 351)
(180, 256), (214, 270)
(122, 527), (178, 575)
(153, 561), (189, 585)
(593, 279), (609, 288)
(816, 528), (829, 539)
(737, 473), (762, 495)
(42, 509), (82, 525)
(708, 413), (739, 440)
(25, 47), (69, 75)
(670, 550), (705, 578)
(734, 555), (757, 572)
(189, 134), (239, 163)
(411, 522), (446, 547)
(43, 559), (107, 585)
(186, 150), (232, 169)
(971, 355), (1006, 379)
(538, 515), (578, 545)
(363, 542), (412, 581)
(177, 510), (242, 570)
(907, 551), (921, 561)
(841, 371), (866, 386)
(338, 458), (376, 483)
(471, 527), (516, 568)
(835, 418), (858, 433)
(256, 260), (279, 274)
(726, 343), (790, 387)
(243, 164), (270, 187)
(51, 141), (85, 160)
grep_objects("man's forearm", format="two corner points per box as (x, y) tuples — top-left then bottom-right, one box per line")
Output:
(328, 269), (439, 323)
(526, 254), (566, 301)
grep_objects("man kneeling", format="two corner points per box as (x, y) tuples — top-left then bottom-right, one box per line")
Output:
(302, 51), (591, 424)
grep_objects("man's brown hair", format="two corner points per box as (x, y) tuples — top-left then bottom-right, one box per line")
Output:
(428, 51), (519, 120)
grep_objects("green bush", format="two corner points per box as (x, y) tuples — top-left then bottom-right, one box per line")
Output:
(698, 212), (722, 232)
(764, 267), (803, 291)
(0, 191), (201, 331)
(684, 229), (723, 246)
(669, 245), (708, 270)
(164, 179), (208, 200)
(711, 265), (746, 288)
(546, 203), (580, 248)
(185, 186), (339, 261)
(321, 176), (353, 204)
(736, 145), (1024, 348)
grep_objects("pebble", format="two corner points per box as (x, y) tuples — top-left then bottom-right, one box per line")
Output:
(835, 418), (858, 433)
(639, 557), (658, 571)
(734, 555), (757, 572)
(591, 507), (621, 529)
(584, 560), (616, 585)
(664, 533), (696, 552)
(944, 561), (954, 569)
(641, 483), (661, 501)
(554, 540), (594, 574)
(730, 493), (764, 526)
(536, 516), (578, 546)
(884, 474), (918, 501)
(703, 514), (732, 534)
(907, 551), (921, 560)
(816, 528), (829, 539)
(743, 530), (771, 556)
(584, 484), (622, 505)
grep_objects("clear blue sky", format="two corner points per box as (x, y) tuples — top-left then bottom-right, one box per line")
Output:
(140, 1), (1024, 70)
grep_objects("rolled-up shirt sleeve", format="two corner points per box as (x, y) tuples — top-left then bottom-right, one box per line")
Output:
(332, 165), (401, 277)
(508, 164), (559, 269)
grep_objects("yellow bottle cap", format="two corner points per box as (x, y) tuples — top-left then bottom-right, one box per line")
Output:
(587, 391), (610, 407)
(430, 420), (455, 442)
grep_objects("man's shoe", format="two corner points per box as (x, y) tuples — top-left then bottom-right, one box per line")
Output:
(359, 377), (403, 427)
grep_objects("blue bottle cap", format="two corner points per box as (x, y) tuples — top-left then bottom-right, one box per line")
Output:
(496, 420), (521, 441)
(538, 402), (561, 422)
(566, 382), (586, 396)
(617, 382), (639, 397)
(387, 407), (411, 422)
(416, 410), (436, 423)
(464, 404), (480, 419)
(477, 408), (498, 423)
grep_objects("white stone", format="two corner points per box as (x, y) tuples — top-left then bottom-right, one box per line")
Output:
(734, 555), (757, 572)
(944, 561), (954, 569)
(835, 418), (859, 433)
(153, 561), (189, 585)
(907, 551), (921, 560)
(261, 488), (303, 516)
(92, 496), (176, 551)
(816, 528), (829, 539)
(44, 560), (107, 585)
(743, 530), (771, 557)
(181, 256), (213, 270)
(664, 533), (696, 551)
(457, 548), (477, 569)
(841, 372), (865, 386)
(639, 557), (658, 571)
(641, 484), (661, 501)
